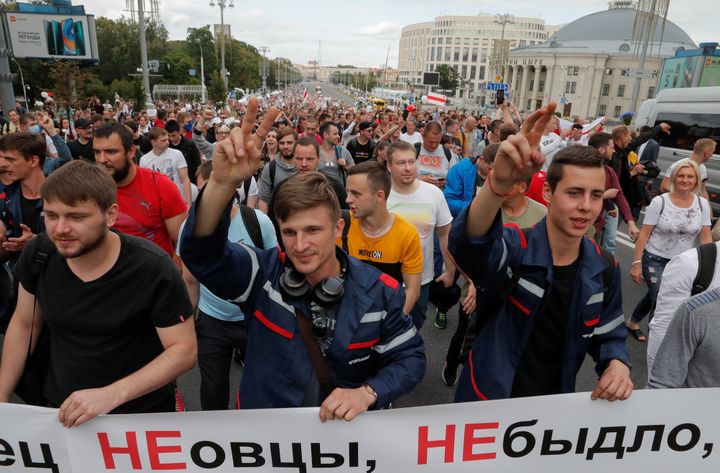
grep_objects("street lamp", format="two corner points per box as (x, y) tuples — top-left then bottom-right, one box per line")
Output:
(209, 0), (234, 94)
(491, 13), (514, 104)
(9, 58), (27, 107)
(196, 39), (206, 103)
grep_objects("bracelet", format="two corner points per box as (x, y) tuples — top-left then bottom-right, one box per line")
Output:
(631, 260), (642, 266)
(486, 171), (511, 198)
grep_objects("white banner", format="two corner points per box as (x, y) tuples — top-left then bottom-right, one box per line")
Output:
(1, 389), (719, 472)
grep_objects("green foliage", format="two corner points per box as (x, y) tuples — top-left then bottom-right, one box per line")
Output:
(436, 64), (459, 92)
(207, 71), (226, 103)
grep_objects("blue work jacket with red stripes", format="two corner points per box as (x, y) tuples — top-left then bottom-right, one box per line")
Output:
(180, 193), (426, 409)
(449, 208), (629, 402)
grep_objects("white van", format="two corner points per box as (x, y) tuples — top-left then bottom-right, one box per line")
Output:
(637, 86), (720, 214)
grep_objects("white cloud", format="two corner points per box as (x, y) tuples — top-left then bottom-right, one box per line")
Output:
(358, 21), (402, 39)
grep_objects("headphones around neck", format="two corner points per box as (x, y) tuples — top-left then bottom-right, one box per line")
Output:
(279, 251), (347, 307)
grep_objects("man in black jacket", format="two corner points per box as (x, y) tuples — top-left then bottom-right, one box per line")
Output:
(610, 122), (670, 219)
(166, 120), (202, 185)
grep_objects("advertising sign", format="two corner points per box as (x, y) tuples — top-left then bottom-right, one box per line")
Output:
(422, 72), (440, 86)
(657, 56), (700, 91)
(3, 12), (98, 60)
(699, 56), (720, 87)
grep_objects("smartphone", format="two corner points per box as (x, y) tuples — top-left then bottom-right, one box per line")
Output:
(496, 90), (505, 106)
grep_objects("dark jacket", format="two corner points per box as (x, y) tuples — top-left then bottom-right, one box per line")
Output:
(180, 192), (426, 409)
(611, 126), (661, 212)
(449, 209), (629, 402)
(169, 136), (202, 184)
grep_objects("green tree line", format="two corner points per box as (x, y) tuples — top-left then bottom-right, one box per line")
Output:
(5, 11), (301, 108)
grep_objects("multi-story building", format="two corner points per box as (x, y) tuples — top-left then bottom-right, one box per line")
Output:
(398, 14), (549, 98)
(500, 1), (695, 118)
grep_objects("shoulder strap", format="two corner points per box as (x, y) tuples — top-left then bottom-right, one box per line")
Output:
(414, 142), (421, 157)
(242, 177), (253, 205)
(296, 310), (336, 394)
(443, 146), (452, 162)
(268, 160), (277, 187)
(340, 209), (351, 253)
(692, 243), (717, 296)
(30, 232), (56, 283)
(658, 194), (666, 220)
(598, 247), (616, 292)
(239, 205), (264, 248)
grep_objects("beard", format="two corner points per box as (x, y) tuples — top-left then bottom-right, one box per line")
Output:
(110, 158), (131, 183)
(57, 220), (108, 259)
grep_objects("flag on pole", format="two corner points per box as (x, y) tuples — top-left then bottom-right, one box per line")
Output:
(302, 88), (309, 104)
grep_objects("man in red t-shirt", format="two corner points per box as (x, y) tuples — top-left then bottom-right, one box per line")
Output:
(93, 123), (187, 255)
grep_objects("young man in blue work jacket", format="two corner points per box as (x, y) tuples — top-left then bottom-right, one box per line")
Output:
(450, 102), (633, 402)
(180, 97), (425, 421)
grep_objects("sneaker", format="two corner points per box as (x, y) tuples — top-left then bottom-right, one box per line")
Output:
(442, 363), (458, 387)
(434, 308), (448, 329)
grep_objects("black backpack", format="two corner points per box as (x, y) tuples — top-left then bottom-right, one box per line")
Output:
(14, 233), (54, 406)
(414, 142), (452, 162)
(691, 243), (717, 296)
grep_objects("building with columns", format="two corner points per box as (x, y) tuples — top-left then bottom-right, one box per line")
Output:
(398, 14), (549, 98)
(500, 1), (696, 118)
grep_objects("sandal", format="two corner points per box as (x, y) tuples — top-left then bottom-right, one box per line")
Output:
(626, 324), (647, 342)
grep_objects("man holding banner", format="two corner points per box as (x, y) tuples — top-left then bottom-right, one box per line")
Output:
(449, 102), (633, 403)
(180, 97), (425, 421)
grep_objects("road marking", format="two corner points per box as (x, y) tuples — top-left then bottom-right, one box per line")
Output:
(616, 230), (634, 249)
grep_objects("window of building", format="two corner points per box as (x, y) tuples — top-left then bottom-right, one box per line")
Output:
(438, 38), (443, 45)
(430, 47), (435, 61)
(464, 38), (470, 45)
(539, 80), (545, 92)
(455, 37), (461, 44)
(527, 99), (532, 110)
(445, 48), (451, 61)
(432, 38), (436, 45)
(599, 105), (607, 116)
(454, 48), (460, 62)
(471, 48), (478, 62)
(470, 65), (477, 79)
(446, 37), (452, 45)
(479, 66), (486, 79)
(462, 65), (467, 77)
(565, 81), (577, 94)
(520, 40), (526, 47)
(473, 38), (479, 45)
(567, 66), (579, 76)
(463, 47), (469, 62)
(618, 85), (625, 97)
(436, 46), (442, 61)
(614, 106), (622, 116)
(529, 80), (534, 91)
(648, 86), (656, 99)
(601, 84), (610, 96)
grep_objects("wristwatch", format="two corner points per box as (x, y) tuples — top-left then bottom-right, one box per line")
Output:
(363, 384), (377, 405)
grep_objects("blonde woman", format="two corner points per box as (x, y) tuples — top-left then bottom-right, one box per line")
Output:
(627, 159), (713, 341)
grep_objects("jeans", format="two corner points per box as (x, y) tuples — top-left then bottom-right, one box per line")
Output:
(433, 232), (443, 277)
(410, 283), (430, 329)
(444, 306), (471, 368)
(601, 205), (619, 255)
(196, 310), (247, 410)
(630, 251), (671, 324)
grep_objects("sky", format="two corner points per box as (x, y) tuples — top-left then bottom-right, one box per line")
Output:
(86, 0), (717, 68)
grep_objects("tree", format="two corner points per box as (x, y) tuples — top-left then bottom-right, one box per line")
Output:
(49, 61), (90, 118)
(436, 64), (459, 93)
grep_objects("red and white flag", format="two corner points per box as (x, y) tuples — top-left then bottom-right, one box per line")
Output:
(302, 88), (309, 104)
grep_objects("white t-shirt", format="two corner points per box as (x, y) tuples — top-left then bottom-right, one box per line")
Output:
(387, 180), (453, 284)
(665, 159), (708, 183)
(140, 148), (188, 199)
(237, 176), (259, 203)
(540, 133), (565, 171)
(643, 194), (712, 259)
(400, 132), (423, 146)
(416, 145), (450, 179)
(647, 242), (720, 377)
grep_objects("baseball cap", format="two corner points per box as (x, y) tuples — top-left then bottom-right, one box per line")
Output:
(210, 117), (222, 126)
(74, 118), (91, 129)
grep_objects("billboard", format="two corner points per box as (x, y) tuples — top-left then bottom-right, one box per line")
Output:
(3, 12), (98, 60)
(657, 56), (700, 91)
(423, 72), (439, 86)
(699, 56), (720, 87)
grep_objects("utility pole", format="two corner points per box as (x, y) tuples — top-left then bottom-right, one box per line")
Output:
(138, 0), (153, 106)
(210, 0), (234, 94)
(492, 13), (514, 104)
(0, 20), (16, 112)
(198, 40), (206, 103)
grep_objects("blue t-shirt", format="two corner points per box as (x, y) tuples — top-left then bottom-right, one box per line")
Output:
(177, 206), (278, 321)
